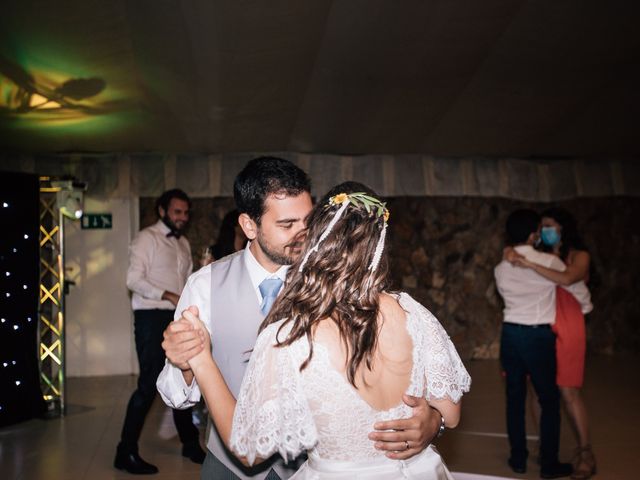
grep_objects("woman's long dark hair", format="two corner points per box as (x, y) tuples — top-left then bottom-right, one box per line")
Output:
(260, 182), (391, 387)
(541, 207), (600, 290)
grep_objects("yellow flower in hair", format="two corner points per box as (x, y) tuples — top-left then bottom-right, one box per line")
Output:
(331, 193), (349, 205)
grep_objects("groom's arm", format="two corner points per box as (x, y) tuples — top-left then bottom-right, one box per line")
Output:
(368, 395), (443, 460)
(162, 319), (201, 385)
(157, 269), (210, 408)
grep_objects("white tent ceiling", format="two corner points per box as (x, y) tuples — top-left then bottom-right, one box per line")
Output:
(1, 0), (639, 156)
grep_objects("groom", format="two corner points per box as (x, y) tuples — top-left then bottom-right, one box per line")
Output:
(157, 157), (443, 479)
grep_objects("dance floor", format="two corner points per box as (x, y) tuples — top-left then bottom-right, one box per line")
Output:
(1, 356), (637, 480)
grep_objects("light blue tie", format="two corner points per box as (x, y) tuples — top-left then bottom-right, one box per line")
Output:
(259, 277), (283, 316)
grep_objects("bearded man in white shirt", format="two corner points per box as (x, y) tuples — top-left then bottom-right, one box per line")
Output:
(156, 157), (444, 480)
(494, 209), (591, 479)
(115, 189), (205, 475)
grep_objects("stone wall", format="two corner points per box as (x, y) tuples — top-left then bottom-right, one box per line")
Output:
(385, 196), (640, 359)
(141, 196), (640, 358)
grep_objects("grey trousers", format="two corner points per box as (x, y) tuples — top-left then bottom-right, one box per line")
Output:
(201, 451), (282, 480)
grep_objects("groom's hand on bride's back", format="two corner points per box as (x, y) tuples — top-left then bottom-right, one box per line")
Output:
(367, 394), (440, 460)
(162, 312), (206, 371)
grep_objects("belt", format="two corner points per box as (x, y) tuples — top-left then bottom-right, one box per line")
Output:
(503, 322), (551, 329)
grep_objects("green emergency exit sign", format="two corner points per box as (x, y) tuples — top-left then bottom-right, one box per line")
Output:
(81, 213), (113, 229)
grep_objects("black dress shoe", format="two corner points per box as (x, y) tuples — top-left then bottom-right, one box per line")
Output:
(114, 451), (159, 475)
(508, 457), (527, 474)
(540, 462), (573, 479)
(182, 442), (206, 464)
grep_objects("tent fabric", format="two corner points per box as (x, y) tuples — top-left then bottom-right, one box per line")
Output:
(1, 1), (639, 156)
(2, 154), (638, 200)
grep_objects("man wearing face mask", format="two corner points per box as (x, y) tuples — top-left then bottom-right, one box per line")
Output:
(115, 189), (205, 475)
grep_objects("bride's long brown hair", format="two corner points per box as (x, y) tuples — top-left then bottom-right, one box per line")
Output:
(259, 182), (391, 387)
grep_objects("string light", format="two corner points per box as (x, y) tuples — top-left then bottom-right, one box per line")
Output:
(1, 180), (43, 422)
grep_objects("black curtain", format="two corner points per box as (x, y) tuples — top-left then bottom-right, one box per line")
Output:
(0, 171), (45, 427)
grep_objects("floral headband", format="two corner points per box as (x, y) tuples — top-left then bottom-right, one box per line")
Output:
(298, 192), (389, 273)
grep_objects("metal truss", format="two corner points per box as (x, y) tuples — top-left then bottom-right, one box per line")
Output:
(38, 179), (66, 415)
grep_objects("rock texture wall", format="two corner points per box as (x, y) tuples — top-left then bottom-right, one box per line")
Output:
(386, 196), (640, 359)
(141, 196), (640, 358)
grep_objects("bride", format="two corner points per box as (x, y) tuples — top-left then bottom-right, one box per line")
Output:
(181, 184), (471, 479)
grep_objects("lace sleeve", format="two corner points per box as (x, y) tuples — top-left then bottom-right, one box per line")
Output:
(406, 294), (471, 403)
(229, 322), (318, 466)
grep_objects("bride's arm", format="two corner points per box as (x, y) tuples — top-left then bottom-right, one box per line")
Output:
(429, 397), (461, 428)
(371, 297), (470, 458)
(188, 350), (235, 446)
(183, 308), (266, 467)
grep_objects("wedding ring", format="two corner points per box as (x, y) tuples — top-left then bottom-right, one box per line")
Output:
(404, 440), (410, 450)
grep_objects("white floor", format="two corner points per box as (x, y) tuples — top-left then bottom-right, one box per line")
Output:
(2, 356), (636, 479)
(454, 474), (516, 480)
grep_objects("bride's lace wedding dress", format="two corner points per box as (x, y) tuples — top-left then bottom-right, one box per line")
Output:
(230, 293), (471, 479)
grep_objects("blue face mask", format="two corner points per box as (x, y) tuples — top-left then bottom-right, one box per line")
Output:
(541, 226), (561, 247)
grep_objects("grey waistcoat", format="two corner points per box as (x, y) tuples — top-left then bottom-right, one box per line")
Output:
(206, 250), (300, 479)
(210, 251), (262, 398)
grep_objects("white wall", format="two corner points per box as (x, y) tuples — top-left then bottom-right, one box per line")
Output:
(64, 196), (139, 377)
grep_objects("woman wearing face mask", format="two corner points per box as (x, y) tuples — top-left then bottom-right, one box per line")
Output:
(509, 207), (596, 480)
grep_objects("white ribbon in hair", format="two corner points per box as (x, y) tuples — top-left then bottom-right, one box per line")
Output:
(368, 222), (387, 272)
(298, 200), (350, 272)
(298, 200), (388, 273)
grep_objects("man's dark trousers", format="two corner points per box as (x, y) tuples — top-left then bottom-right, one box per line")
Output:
(118, 309), (199, 453)
(500, 322), (561, 470)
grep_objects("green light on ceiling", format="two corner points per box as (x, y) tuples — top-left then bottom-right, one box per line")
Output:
(1, 44), (139, 135)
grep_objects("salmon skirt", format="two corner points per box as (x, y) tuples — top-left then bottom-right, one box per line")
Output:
(552, 287), (586, 387)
